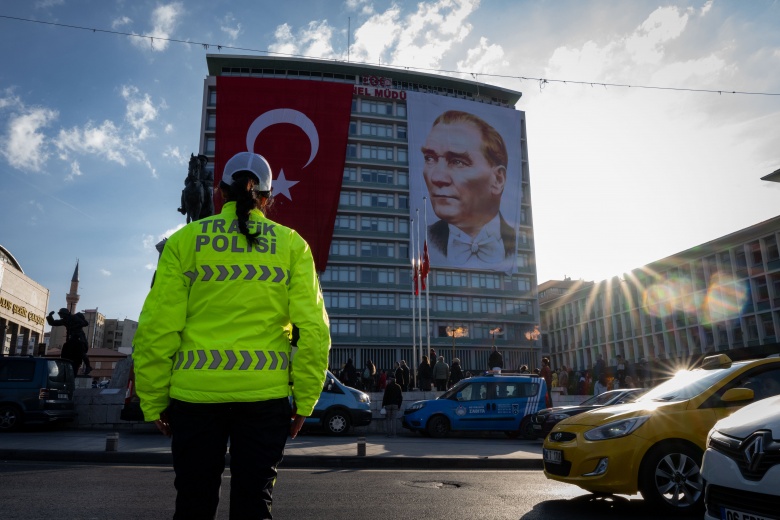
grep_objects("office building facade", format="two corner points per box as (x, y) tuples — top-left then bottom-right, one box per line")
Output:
(198, 55), (541, 376)
(540, 216), (780, 373)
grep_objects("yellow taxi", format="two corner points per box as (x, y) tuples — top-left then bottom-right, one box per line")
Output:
(542, 354), (780, 513)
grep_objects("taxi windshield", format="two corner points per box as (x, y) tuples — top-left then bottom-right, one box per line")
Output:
(636, 363), (744, 403)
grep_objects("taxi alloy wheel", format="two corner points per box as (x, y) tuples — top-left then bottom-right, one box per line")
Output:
(639, 442), (704, 513)
(427, 415), (450, 438)
(324, 410), (350, 436)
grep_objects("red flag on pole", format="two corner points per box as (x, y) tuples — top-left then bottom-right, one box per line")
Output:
(214, 77), (353, 272)
(421, 240), (430, 280)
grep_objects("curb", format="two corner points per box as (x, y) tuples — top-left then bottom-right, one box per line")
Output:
(0, 449), (543, 470)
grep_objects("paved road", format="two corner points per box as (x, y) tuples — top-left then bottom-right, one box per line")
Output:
(0, 461), (702, 520)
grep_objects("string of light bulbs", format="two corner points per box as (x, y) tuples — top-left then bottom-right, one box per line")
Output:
(2, 13), (779, 97)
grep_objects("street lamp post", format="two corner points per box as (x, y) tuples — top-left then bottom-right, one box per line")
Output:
(446, 325), (468, 362)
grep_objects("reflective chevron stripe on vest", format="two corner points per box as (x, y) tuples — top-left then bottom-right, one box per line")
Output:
(173, 350), (290, 371)
(183, 264), (290, 285)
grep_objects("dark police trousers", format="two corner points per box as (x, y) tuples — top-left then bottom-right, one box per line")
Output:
(168, 398), (291, 520)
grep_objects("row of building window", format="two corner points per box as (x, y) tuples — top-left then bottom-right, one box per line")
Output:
(321, 266), (532, 292)
(329, 319), (537, 342)
(343, 167), (408, 186)
(349, 121), (407, 140)
(323, 291), (532, 315)
(334, 215), (409, 234)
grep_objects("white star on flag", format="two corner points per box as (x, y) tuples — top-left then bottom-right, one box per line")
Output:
(272, 169), (299, 201)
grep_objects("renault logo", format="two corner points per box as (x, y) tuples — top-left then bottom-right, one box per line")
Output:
(742, 431), (770, 473)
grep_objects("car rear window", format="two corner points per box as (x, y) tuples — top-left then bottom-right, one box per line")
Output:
(0, 360), (36, 382)
(47, 360), (69, 383)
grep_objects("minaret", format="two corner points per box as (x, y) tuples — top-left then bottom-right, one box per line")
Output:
(65, 260), (80, 313)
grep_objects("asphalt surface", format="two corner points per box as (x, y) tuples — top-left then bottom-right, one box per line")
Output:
(0, 426), (544, 469)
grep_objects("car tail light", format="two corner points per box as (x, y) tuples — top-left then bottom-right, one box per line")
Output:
(39, 388), (50, 399)
(124, 379), (134, 405)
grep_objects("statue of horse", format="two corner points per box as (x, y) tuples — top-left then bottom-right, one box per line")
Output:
(197, 154), (214, 219)
(179, 154), (205, 224)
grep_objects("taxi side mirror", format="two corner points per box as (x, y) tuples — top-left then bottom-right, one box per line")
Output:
(721, 387), (754, 403)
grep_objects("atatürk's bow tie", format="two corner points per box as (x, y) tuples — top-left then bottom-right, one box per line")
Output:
(449, 235), (504, 264)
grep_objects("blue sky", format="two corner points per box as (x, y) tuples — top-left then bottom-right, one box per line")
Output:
(1, 0), (778, 324)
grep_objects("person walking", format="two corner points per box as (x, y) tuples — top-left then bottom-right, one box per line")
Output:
(418, 355), (432, 391)
(133, 151), (330, 520)
(400, 360), (411, 391)
(540, 356), (553, 406)
(448, 358), (464, 388)
(432, 356), (449, 391)
(362, 360), (376, 392)
(382, 376), (403, 437)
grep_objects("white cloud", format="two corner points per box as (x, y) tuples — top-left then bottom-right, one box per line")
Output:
(112, 16), (132, 29)
(457, 37), (509, 75)
(272, 0), (480, 67)
(1, 104), (58, 172)
(64, 160), (82, 181)
(269, 21), (338, 59)
(100, 269), (112, 276)
(701, 1), (713, 16)
(164, 123), (173, 134)
(625, 6), (689, 65)
(121, 85), (158, 141)
(163, 145), (185, 163)
(220, 14), (241, 41)
(131, 2), (184, 52)
(35, 0), (64, 8)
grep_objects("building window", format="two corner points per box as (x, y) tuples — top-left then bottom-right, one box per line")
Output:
(749, 241), (763, 267)
(435, 271), (468, 287)
(361, 192), (394, 208)
(360, 100), (393, 115)
(517, 254), (529, 268)
(321, 266), (356, 283)
(361, 241), (394, 258)
(398, 219), (409, 234)
(205, 138), (215, 154)
(349, 121), (357, 135)
(330, 319), (357, 336)
(396, 104), (407, 117)
(397, 126), (407, 139)
(346, 143), (357, 158)
(361, 145), (394, 161)
(343, 167), (357, 181)
(755, 276), (769, 301)
(397, 148), (408, 163)
(334, 215), (356, 230)
(361, 267), (396, 284)
(473, 297), (502, 314)
(324, 291), (357, 309)
(361, 216), (395, 232)
(760, 313), (775, 339)
(361, 168), (394, 184)
(436, 296), (469, 312)
(473, 273), (501, 289)
(765, 235), (780, 264)
(206, 113), (216, 131)
(360, 292), (395, 309)
(508, 300), (531, 315)
(208, 89), (216, 106)
(339, 192), (357, 206)
(360, 319), (396, 336)
(361, 122), (394, 137)
(329, 240), (356, 256)
(397, 172), (408, 187)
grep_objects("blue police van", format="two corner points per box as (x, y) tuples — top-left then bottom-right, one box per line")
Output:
(402, 373), (547, 438)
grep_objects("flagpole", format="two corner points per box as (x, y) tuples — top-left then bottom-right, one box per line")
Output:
(424, 198), (431, 358)
(410, 219), (417, 389)
(414, 208), (425, 382)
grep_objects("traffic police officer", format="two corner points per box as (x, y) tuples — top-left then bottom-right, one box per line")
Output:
(134, 151), (330, 519)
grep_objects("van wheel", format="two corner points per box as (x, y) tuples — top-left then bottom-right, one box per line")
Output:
(427, 415), (450, 438)
(324, 410), (350, 435)
(0, 404), (22, 432)
(519, 416), (537, 440)
(639, 442), (704, 513)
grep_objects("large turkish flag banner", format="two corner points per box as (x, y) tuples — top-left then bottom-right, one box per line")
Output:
(215, 77), (353, 272)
